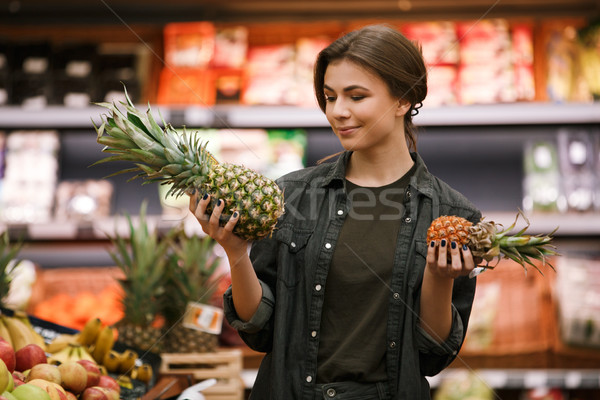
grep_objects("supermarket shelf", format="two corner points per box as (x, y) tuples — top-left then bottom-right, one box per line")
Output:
(2, 211), (600, 242)
(1, 102), (600, 130)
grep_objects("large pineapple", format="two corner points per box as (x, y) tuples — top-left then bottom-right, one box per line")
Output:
(109, 202), (169, 353)
(92, 88), (284, 240)
(427, 211), (558, 275)
(161, 228), (223, 353)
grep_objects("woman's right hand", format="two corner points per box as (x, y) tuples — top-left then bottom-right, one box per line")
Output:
(188, 191), (249, 260)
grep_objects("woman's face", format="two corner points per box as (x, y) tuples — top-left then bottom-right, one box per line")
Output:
(323, 59), (409, 153)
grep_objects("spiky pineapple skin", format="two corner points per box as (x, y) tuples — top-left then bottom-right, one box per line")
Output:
(163, 322), (218, 353)
(426, 215), (473, 246)
(114, 320), (163, 353)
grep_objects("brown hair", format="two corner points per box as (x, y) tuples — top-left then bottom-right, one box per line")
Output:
(314, 24), (427, 158)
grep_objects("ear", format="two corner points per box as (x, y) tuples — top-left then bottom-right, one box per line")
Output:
(395, 99), (411, 117)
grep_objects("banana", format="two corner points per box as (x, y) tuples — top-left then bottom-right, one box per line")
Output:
(50, 343), (79, 364)
(98, 365), (108, 375)
(0, 318), (14, 348)
(91, 326), (114, 364)
(102, 350), (121, 373)
(77, 317), (103, 347)
(1, 315), (34, 351)
(13, 311), (46, 349)
(116, 374), (133, 389)
(118, 349), (138, 375)
(135, 363), (153, 384)
(46, 333), (79, 354)
(77, 344), (96, 363)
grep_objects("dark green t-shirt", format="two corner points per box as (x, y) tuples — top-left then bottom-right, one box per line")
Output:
(317, 164), (415, 383)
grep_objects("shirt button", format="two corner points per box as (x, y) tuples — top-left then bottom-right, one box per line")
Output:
(390, 341), (397, 349)
(337, 209), (344, 215)
(406, 190), (411, 198)
(326, 388), (336, 397)
(311, 330), (317, 338)
(393, 292), (400, 300)
(405, 217), (412, 223)
(290, 242), (296, 248)
(306, 375), (312, 383)
(315, 284), (322, 291)
(325, 243), (332, 249)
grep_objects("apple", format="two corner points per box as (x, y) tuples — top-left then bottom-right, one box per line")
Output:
(76, 360), (101, 388)
(26, 379), (67, 400)
(0, 340), (15, 373)
(11, 371), (25, 388)
(0, 360), (9, 394)
(26, 363), (61, 385)
(14, 344), (46, 372)
(4, 371), (13, 392)
(80, 386), (109, 400)
(97, 374), (120, 394)
(0, 391), (17, 400)
(64, 391), (78, 400)
(57, 361), (88, 394)
(11, 382), (52, 400)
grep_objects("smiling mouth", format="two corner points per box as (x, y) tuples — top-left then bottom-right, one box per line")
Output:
(337, 126), (359, 135)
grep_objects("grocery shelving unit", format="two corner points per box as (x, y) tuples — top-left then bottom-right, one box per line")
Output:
(2, 1), (600, 398)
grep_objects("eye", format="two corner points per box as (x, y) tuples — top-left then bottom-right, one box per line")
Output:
(324, 95), (336, 102)
(351, 95), (365, 101)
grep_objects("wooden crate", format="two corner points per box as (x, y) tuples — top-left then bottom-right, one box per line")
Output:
(160, 348), (244, 400)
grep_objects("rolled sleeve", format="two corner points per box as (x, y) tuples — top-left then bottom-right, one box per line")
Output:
(223, 280), (275, 334)
(416, 304), (464, 357)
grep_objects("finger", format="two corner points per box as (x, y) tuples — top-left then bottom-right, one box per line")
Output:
(460, 244), (476, 272)
(426, 240), (438, 266)
(449, 241), (462, 273)
(194, 193), (211, 221)
(209, 198), (224, 228)
(223, 210), (240, 233)
(437, 239), (448, 267)
(188, 190), (198, 213)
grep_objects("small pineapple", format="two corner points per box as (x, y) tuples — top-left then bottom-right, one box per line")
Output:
(109, 202), (169, 353)
(92, 87), (284, 240)
(161, 228), (223, 353)
(427, 211), (558, 274)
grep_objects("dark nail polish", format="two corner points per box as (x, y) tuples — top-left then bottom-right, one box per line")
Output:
(217, 199), (222, 206)
(233, 211), (239, 218)
(451, 241), (456, 249)
(440, 239), (446, 247)
(462, 244), (468, 251)
(430, 241), (435, 248)
(202, 193), (208, 200)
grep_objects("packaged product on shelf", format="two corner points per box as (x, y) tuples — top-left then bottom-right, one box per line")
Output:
(555, 255), (600, 348)
(164, 21), (216, 68)
(13, 41), (52, 76)
(53, 179), (114, 221)
(577, 21), (600, 99)
(522, 139), (565, 213)
(402, 21), (459, 65)
(95, 44), (144, 104)
(295, 37), (331, 108)
(52, 43), (97, 107)
(157, 67), (215, 106)
(11, 72), (52, 108)
(511, 24), (536, 101)
(213, 68), (243, 104)
(212, 25), (248, 69)
(242, 44), (296, 105)
(557, 128), (595, 212)
(423, 65), (458, 107)
(0, 130), (59, 224)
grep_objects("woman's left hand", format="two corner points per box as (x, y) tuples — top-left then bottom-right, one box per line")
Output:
(426, 240), (477, 279)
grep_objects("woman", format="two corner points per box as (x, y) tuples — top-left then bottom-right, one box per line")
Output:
(190, 24), (481, 400)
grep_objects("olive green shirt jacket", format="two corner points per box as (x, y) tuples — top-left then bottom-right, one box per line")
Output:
(223, 151), (482, 399)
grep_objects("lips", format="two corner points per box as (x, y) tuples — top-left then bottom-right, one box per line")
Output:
(336, 126), (359, 135)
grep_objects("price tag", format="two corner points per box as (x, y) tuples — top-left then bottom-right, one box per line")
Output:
(182, 302), (223, 335)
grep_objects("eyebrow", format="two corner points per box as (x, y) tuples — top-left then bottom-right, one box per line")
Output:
(323, 84), (370, 92)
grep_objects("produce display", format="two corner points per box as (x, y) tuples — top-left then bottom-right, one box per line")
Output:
(426, 211), (558, 274)
(92, 87), (285, 241)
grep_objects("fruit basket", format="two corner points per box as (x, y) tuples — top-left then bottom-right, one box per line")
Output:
(1, 308), (162, 400)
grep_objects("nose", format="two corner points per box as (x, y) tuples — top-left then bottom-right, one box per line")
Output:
(329, 98), (351, 120)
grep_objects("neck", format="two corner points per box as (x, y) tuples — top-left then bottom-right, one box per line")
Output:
(346, 145), (414, 187)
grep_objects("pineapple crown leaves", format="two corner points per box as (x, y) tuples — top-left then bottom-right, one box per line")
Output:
(91, 85), (216, 197)
(474, 210), (559, 275)
(107, 201), (172, 327)
(0, 232), (24, 306)
(161, 228), (224, 326)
